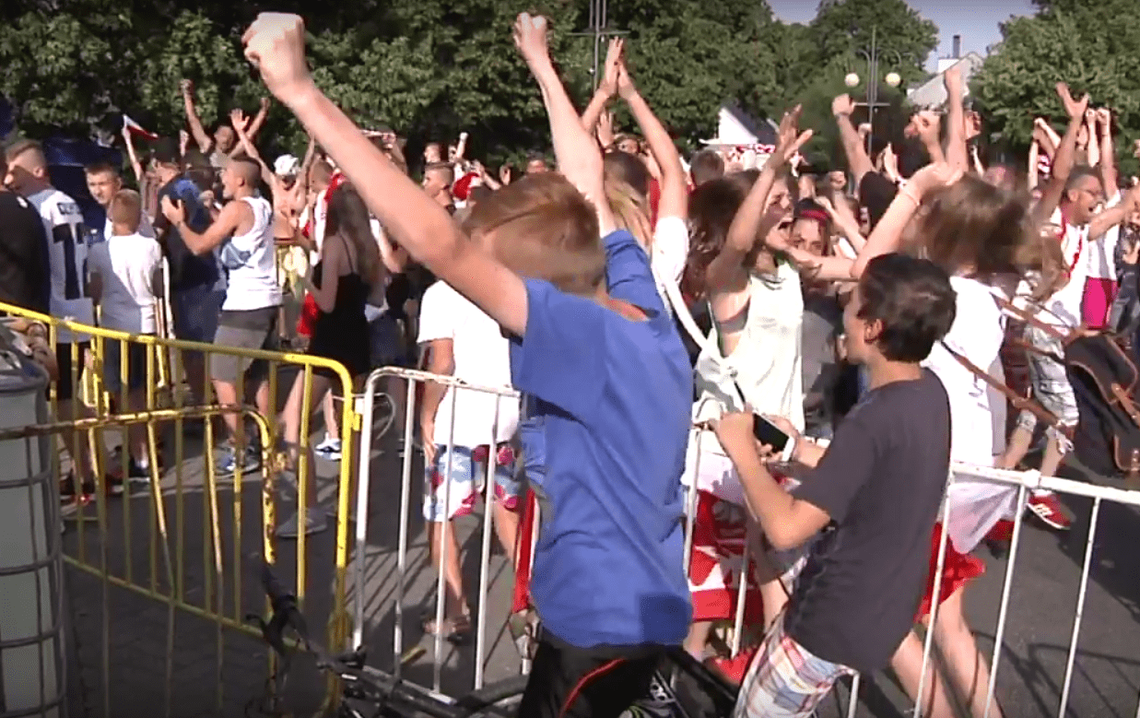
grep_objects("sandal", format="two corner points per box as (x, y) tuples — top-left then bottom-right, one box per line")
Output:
(421, 610), (473, 645)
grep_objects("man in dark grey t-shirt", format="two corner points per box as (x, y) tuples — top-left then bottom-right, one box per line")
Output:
(713, 253), (955, 717)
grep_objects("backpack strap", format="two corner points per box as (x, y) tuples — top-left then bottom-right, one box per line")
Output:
(940, 340), (1059, 428)
(654, 257), (747, 409)
(994, 295), (1072, 343)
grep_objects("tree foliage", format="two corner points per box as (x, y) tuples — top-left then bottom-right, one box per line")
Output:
(0, 0), (939, 166)
(971, 0), (1140, 177)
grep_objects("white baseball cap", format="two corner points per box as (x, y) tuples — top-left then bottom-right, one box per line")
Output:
(274, 154), (300, 176)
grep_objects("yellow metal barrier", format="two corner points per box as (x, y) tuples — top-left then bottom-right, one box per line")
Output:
(0, 406), (279, 717)
(0, 300), (361, 715)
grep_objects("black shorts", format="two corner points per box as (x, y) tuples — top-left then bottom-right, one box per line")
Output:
(54, 341), (90, 402)
(517, 632), (664, 718)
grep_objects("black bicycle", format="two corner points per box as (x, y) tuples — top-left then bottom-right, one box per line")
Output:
(248, 562), (738, 718)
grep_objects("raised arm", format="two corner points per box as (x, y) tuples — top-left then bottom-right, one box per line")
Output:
(180, 79), (214, 154)
(617, 50), (687, 220)
(580, 38), (622, 135)
(832, 95), (873, 185)
(851, 162), (960, 278)
(913, 111), (946, 166)
(1034, 83), (1089, 225)
(516, 15), (615, 234)
(234, 98), (272, 155)
(120, 126), (144, 183)
(943, 65), (968, 171)
(242, 12), (528, 336)
(706, 107), (811, 292)
(1097, 107), (1118, 197)
(231, 109), (276, 187)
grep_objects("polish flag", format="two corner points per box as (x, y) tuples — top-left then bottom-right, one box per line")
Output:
(122, 114), (158, 141)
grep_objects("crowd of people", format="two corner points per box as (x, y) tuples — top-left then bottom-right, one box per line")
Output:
(1, 8), (1138, 717)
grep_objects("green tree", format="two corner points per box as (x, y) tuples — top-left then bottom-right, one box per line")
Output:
(971, 0), (1140, 177)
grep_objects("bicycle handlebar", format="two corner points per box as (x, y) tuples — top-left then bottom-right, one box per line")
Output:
(253, 562), (472, 718)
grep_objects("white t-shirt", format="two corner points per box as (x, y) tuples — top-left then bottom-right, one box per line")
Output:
(88, 233), (162, 333)
(923, 276), (1009, 465)
(29, 187), (93, 342)
(1086, 192), (1122, 281)
(222, 196), (282, 311)
(651, 216), (689, 314)
(417, 282), (519, 447)
(103, 213), (154, 243)
(1031, 207), (1089, 328)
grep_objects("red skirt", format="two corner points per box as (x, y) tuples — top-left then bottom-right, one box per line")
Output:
(917, 522), (985, 620)
(296, 293), (319, 338)
(687, 490), (765, 625)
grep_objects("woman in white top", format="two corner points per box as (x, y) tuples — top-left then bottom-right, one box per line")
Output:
(852, 166), (1064, 718)
(677, 109), (852, 658)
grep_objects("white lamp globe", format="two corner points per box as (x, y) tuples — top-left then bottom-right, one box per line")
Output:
(844, 73), (860, 88)
(885, 71), (902, 88)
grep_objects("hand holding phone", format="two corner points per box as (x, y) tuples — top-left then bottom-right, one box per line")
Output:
(753, 414), (797, 463)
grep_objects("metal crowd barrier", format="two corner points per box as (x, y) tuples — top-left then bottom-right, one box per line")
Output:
(0, 405), (276, 718)
(0, 301), (360, 716)
(348, 365), (1140, 718)
(353, 366), (520, 696)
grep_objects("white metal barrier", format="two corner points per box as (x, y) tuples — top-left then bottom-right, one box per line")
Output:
(347, 369), (1140, 716)
(353, 366), (521, 694)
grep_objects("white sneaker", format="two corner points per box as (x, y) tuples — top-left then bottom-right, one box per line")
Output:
(314, 438), (342, 462)
(276, 509), (328, 539)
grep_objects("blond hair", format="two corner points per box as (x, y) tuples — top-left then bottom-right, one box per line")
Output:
(605, 175), (653, 252)
(109, 189), (142, 233)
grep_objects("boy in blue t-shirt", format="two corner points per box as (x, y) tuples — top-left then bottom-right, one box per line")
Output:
(242, 10), (693, 717)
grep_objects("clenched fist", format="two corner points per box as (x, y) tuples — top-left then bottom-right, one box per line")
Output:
(242, 13), (314, 104)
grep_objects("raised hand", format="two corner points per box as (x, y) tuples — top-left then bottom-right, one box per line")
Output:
(180, 79), (194, 97)
(499, 164), (512, 185)
(1056, 82), (1089, 120)
(242, 13), (314, 104)
(160, 195), (186, 225)
(943, 64), (963, 95)
(832, 94), (855, 118)
(616, 54), (635, 100)
(230, 108), (251, 133)
(512, 13), (549, 67)
(773, 105), (813, 166)
(913, 110), (941, 145)
(599, 38), (623, 97)
(1096, 107), (1112, 131)
(260, 96), (271, 112)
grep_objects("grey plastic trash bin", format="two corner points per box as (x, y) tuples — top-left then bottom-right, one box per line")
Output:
(0, 331), (65, 718)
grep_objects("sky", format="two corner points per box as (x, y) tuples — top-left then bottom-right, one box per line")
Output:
(767, 0), (1039, 70)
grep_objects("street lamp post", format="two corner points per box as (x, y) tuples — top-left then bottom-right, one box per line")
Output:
(568, 0), (630, 90)
(846, 27), (904, 154)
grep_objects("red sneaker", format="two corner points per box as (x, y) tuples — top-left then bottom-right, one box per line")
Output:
(1026, 492), (1072, 530)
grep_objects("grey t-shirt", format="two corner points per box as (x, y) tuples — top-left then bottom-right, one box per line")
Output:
(785, 369), (950, 673)
(801, 293), (843, 436)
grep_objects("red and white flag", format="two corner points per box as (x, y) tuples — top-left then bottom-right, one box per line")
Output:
(122, 114), (158, 141)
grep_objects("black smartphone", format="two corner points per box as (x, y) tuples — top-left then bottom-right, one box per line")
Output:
(753, 414), (794, 461)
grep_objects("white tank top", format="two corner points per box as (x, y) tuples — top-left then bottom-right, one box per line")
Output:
(695, 262), (806, 439)
(222, 195), (281, 311)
